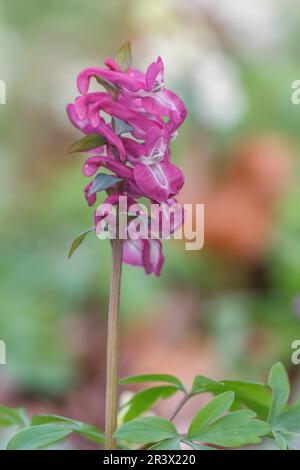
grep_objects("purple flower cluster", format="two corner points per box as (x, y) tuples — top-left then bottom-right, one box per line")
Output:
(67, 47), (187, 275)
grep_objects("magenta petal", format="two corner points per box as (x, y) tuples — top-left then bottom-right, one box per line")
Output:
(123, 239), (164, 276)
(94, 121), (127, 161)
(151, 198), (184, 236)
(143, 239), (164, 276)
(77, 67), (145, 95)
(123, 239), (145, 268)
(134, 164), (168, 202)
(102, 192), (137, 210)
(94, 192), (138, 227)
(160, 161), (185, 196)
(74, 93), (104, 120)
(122, 137), (144, 161)
(83, 156), (102, 176)
(133, 161), (184, 202)
(84, 181), (97, 206)
(91, 156), (134, 180)
(145, 57), (164, 91)
(67, 103), (95, 134)
(89, 98), (162, 137)
(104, 57), (122, 72)
(71, 97), (127, 161)
(141, 89), (187, 132)
(84, 159), (134, 206)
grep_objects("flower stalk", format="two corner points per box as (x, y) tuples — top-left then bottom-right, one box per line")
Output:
(104, 236), (123, 450)
(67, 43), (188, 449)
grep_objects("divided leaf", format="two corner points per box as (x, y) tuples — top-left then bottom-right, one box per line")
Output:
(268, 362), (290, 423)
(119, 373), (184, 390)
(113, 416), (178, 444)
(7, 424), (73, 450)
(183, 440), (216, 450)
(123, 386), (179, 422)
(149, 438), (181, 450)
(273, 431), (288, 450)
(31, 414), (104, 444)
(0, 405), (28, 427)
(192, 376), (271, 420)
(273, 431), (297, 450)
(7, 414), (105, 450)
(273, 397), (300, 433)
(188, 392), (234, 438)
(188, 409), (270, 448)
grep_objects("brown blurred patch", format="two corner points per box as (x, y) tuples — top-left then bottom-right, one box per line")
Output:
(183, 135), (293, 263)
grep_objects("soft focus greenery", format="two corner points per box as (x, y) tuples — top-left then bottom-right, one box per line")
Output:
(1, 0), (300, 450)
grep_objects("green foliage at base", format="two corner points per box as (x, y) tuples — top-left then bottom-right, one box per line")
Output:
(1, 362), (299, 450)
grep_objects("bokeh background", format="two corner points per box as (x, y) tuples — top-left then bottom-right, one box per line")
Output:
(1, 0), (300, 449)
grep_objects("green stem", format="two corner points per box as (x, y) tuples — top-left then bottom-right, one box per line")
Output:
(138, 392), (191, 450)
(169, 392), (190, 421)
(104, 238), (123, 450)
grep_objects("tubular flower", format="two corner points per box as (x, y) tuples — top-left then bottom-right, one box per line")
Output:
(67, 44), (187, 275)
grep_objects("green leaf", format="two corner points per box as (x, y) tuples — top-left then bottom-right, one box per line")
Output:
(188, 392), (234, 438)
(192, 376), (271, 420)
(115, 41), (132, 72)
(119, 374), (184, 390)
(268, 362), (290, 423)
(68, 228), (94, 259)
(191, 375), (218, 394)
(69, 133), (106, 153)
(31, 414), (75, 427)
(0, 405), (28, 427)
(273, 397), (300, 433)
(31, 414), (104, 444)
(89, 173), (122, 196)
(273, 430), (298, 450)
(113, 416), (178, 444)
(149, 438), (181, 450)
(183, 440), (216, 450)
(189, 410), (270, 448)
(113, 118), (133, 135)
(123, 386), (179, 422)
(7, 424), (73, 450)
(273, 431), (289, 450)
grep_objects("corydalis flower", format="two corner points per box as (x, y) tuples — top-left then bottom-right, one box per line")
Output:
(67, 42), (187, 276)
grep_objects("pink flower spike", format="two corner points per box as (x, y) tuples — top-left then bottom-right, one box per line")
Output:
(68, 49), (188, 276)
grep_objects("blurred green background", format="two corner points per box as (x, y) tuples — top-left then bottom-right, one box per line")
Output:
(1, 0), (300, 449)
